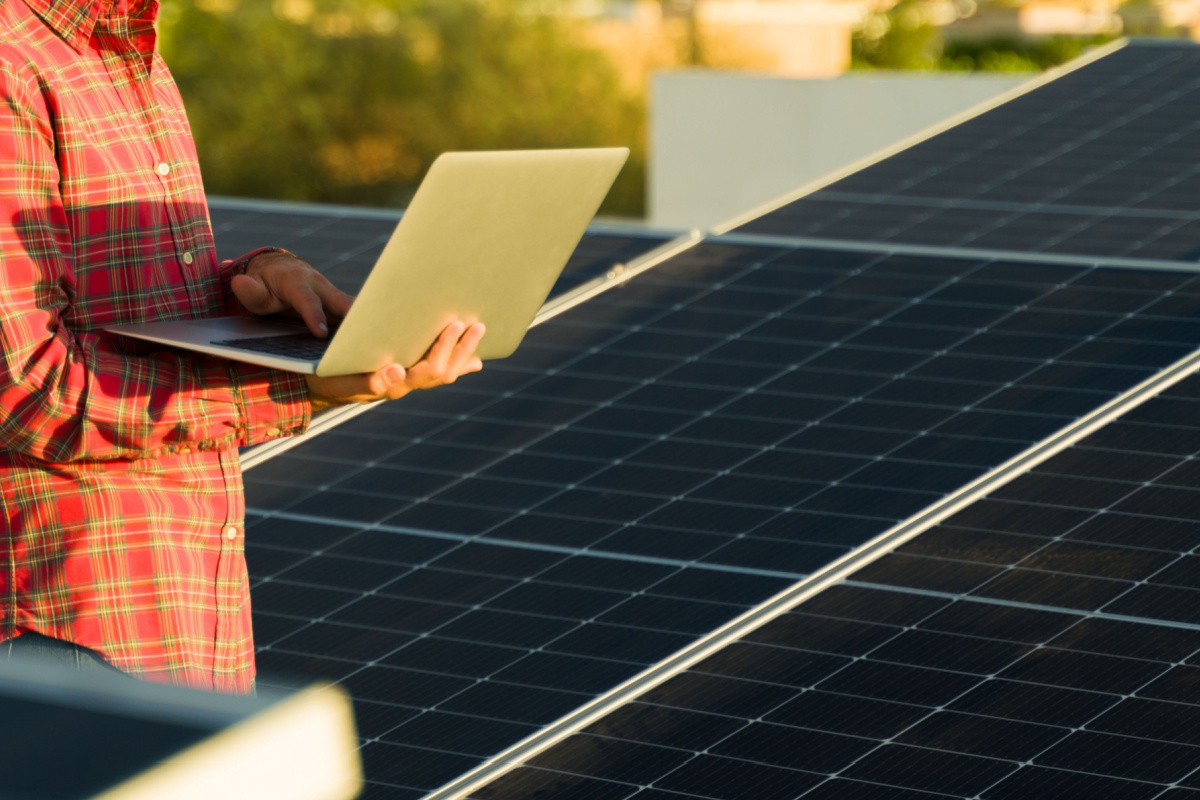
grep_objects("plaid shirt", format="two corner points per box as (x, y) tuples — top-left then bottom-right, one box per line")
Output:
(0, 0), (312, 693)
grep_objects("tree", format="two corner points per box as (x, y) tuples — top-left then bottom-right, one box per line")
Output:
(160, 0), (646, 214)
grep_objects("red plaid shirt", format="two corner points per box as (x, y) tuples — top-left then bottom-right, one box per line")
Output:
(0, 0), (311, 693)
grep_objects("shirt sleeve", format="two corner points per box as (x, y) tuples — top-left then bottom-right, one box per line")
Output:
(0, 61), (311, 463)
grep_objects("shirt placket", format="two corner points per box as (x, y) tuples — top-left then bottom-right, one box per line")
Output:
(97, 15), (250, 691)
(213, 448), (248, 692)
(100, 15), (203, 316)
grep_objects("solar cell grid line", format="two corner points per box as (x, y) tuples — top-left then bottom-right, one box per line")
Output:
(245, 241), (1200, 578)
(727, 40), (1200, 264)
(242, 514), (795, 798)
(464, 582), (1200, 800)
(717, 228), (1200, 274)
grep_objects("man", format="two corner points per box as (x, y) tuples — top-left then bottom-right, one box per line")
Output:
(0, 0), (484, 693)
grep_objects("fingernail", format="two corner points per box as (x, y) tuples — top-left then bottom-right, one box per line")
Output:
(384, 365), (404, 385)
(318, 322), (328, 335)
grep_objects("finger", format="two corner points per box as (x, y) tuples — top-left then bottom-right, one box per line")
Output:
(284, 284), (330, 337)
(314, 281), (355, 320)
(230, 273), (283, 315)
(446, 323), (487, 377)
(371, 364), (406, 396)
(425, 320), (467, 374)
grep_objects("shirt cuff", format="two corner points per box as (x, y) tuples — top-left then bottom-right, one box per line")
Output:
(230, 362), (312, 447)
(218, 247), (294, 315)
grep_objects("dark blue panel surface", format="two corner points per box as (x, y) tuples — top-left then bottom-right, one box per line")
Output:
(224, 197), (1200, 798)
(247, 242), (1200, 575)
(243, 234), (1200, 797)
(245, 514), (792, 797)
(465, 371), (1200, 800)
(736, 40), (1200, 263)
(470, 583), (1200, 800)
(856, 373), (1200, 621)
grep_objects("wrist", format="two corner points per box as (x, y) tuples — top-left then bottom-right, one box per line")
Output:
(230, 246), (295, 278)
(304, 374), (341, 410)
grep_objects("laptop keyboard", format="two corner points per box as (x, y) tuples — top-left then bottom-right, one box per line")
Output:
(212, 333), (331, 360)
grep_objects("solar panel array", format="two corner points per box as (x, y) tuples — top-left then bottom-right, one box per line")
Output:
(482, 374), (1200, 800)
(735, 41), (1200, 263)
(213, 38), (1200, 800)
(239, 236), (1200, 795)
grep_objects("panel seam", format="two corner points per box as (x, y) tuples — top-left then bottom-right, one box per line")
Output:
(715, 231), (1200, 273)
(846, 579), (1200, 634)
(246, 507), (810, 581)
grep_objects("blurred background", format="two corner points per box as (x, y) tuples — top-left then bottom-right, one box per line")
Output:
(161, 0), (1200, 222)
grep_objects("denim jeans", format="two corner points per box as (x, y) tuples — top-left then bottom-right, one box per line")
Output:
(3, 631), (118, 673)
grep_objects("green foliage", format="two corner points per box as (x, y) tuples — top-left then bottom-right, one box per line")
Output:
(851, 0), (945, 70)
(852, 0), (1115, 73)
(159, 0), (645, 215)
(939, 35), (1116, 71)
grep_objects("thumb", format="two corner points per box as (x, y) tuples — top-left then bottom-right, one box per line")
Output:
(231, 273), (279, 314)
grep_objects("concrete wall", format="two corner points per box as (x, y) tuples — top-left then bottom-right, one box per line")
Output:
(650, 71), (1026, 231)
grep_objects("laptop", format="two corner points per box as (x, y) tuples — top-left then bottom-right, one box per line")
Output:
(107, 148), (629, 376)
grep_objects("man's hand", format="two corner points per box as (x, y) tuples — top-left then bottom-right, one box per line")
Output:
(231, 251), (353, 337)
(305, 320), (486, 408)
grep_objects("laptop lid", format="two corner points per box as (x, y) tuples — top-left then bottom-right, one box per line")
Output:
(106, 147), (628, 377)
(315, 147), (628, 376)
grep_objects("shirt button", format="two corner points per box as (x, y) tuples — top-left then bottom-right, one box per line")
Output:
(182, 251), (194, 265)
(156, 162), (170, 176)
(224, 526), (239, 541)
(266, 427), (281, 437)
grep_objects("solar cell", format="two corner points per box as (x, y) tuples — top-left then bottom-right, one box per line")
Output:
(731, 40), (1200, 263)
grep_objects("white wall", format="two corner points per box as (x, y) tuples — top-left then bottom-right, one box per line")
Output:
(650, 70), (1026, 231)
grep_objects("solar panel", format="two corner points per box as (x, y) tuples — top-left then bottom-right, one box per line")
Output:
(731, 40), (1200, 264)
(462, 355), (1200, 800)
(247, 242), (1200, 575)
(469, 581), (1200, 799)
